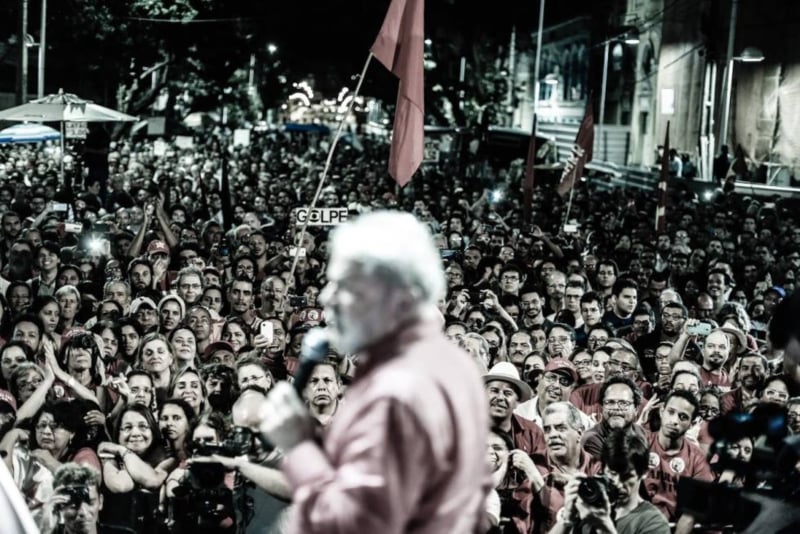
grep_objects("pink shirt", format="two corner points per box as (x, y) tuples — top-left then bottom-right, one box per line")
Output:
(283, 320), (491, 534)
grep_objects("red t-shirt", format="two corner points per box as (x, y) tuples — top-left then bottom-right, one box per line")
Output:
(644, 431), (714, 521)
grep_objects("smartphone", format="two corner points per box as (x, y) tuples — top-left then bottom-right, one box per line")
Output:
(687, 322), (712, 337)
(218, 241), (230, 257)
(259, 321), (274, 344)
(288, 246), (307, 257)
(468, 289), (483, 302)
(92, 222), (110, 234)
(563, 223), (578, 234)
(64, 222), (83, 233)
(53, 202), (68, 212)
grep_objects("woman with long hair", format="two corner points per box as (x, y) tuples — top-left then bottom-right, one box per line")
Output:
(168, 367), (208, 418)
(158, 398), (196, 463)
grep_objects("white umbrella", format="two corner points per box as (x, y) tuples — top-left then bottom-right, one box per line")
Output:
(0, 89), (137, 178)
(0, 123), (61, 144)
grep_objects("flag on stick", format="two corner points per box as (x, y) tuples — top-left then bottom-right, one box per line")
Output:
(371, 0), (425, 186)
(523, 114), (537, 225)
(655, 121), (670, 232)
(556, 101), (594, 197)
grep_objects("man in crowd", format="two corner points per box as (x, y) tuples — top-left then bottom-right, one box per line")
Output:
(645, 390), (713, 533)
(580, 376), (646, 460)
(603, 278), (639, 331)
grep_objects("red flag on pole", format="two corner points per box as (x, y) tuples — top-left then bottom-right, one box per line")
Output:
(655, 121), (670, 232)
(371, 0), (425, 187)
(556, 101), (594, 197)
(523, 114), (537, 224)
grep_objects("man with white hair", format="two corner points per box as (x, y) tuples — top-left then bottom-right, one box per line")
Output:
(259, 211), (491, 533)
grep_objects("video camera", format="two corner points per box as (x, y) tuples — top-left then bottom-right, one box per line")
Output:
(677, 404), (800, 532)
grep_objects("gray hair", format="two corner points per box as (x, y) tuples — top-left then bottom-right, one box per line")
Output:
(543, 401), (585, 432)
(55, 284), (81, 302)
(328, 211), (445, 311)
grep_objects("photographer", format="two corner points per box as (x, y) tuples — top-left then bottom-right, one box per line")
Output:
(486, 429), (541, 534)
(42, 462), (130, 534)
(550, 430), (669, 534)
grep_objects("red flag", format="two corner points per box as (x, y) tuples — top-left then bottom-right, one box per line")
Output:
(655, 121), (670, 232)
(523, 114), (537, 224)
(556, 101), (594, 197)
(371, 0), (425, 187)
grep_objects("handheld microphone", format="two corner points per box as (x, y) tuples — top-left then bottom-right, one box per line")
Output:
(292, 328), (331, 394)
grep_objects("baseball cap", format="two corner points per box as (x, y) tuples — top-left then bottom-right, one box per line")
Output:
(130, 296), (157, 315)
(0, 389), (17, 415)
(544, 358), (578, 384)
(147, 240), (170, 256)
(203, 341), (235, 360)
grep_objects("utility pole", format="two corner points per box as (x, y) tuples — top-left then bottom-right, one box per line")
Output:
(17, 0), (29, 104)
(38, 0), (46, 99)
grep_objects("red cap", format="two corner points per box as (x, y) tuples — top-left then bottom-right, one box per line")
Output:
(147, 240), (170, 255)
(544, 358), (578, 384)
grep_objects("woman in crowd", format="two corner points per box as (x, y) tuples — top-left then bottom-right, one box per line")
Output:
(55, 284), (82, 332)
(158, 398), (195, 464)
(222, 316), (252, 354)
(0, 340), (33, 391)
(31, 296), (61, 339)
(136, 332), (175, 406)
(169, 325), (199, 371)
(98, 404), (172, 531)
(169, 367), (208, 418)
(27, 400), (101, 475)
(158, 294), (185, 336)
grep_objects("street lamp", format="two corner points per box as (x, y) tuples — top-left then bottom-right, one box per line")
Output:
(719, 46), (764, 148)
(598, 28), (639, 161)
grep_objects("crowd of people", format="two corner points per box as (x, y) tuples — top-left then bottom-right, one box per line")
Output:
(0, 124), (798, 534)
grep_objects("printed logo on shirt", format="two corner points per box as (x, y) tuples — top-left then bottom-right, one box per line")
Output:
(649, 452), (660, 469)
(669, 457), (686, 474)
(53, 384), (66, 398)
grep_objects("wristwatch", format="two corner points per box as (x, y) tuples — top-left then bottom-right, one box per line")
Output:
(557, 507), (574, 527)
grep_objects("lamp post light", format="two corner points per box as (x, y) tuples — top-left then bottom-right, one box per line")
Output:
(598, 28), (639, 161)
(719, 46), (764, 148)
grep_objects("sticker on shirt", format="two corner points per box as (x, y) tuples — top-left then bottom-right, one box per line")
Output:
(53, 384), (66, 399)
(669, 457), (686, 474)
(649, 452), (660, 469)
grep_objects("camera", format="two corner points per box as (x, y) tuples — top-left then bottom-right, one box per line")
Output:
(56, 485), (91, 510)
(287, 295), (308, 308)
(193, 426), (253, 459)
(578, 475), (618, 508)
(218, 240), (230, 257)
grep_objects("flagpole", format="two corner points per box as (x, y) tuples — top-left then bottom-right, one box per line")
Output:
(285, 52), (374, 289)
(563, 168), (577, 230)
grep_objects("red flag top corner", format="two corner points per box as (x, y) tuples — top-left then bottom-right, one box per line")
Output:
(556, 101), (594, 198)
(371, 0), (425, 187)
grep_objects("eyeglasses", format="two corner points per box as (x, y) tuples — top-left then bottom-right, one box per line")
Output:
(587, 336), (608, 344)
(542, 373), (573, 387)
(605, 359), (637, 373)
(602, 399), (634, 409)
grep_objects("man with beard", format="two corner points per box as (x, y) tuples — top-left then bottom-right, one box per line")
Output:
(507, 330), (534, 373)
(258, 275), (287, 319)
(603, 279), (639, 331)
(462, 245), (483, 286)
(699, 329), (731, 388)
(576, 292), (604, 347)
(515, 359), (591, 430)
(256, 211), (491, 533)
(580, 376), (646, 460)
(128, 259), (154, 297)
(303, 362), (341, 427)
(706, 268), (733, 314)
(485, 362), (547, 462)
(544, 271), (567, 316)
(227, 276), (258, 328)
(634, 302), (688, 382)
(571, 347), (648, 420)
(201, 361), (236, 413)
(0, 211), (22, 263)
(519, 287), (548, 330)
(644, 390), (712, 532)
(720, 352), (767, 414)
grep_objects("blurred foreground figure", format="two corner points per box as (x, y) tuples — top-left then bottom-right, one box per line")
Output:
(260, 211), (491, 533)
